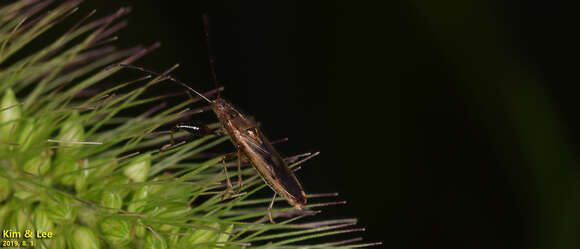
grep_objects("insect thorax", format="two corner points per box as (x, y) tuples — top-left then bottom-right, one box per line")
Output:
(212, 99), (256, 131)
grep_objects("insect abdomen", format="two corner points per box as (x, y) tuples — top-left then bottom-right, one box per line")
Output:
(237, 129), (307, 208)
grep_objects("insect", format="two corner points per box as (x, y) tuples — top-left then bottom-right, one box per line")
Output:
(109, 14), (307, 223)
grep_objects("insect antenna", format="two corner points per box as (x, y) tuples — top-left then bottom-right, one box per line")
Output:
(202, 13), (221, 98)
(105, 63), (213, 104)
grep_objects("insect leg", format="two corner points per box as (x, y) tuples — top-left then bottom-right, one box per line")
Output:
(170, 126), (177, 145)
(176, 123), (213, 135)
(221, 157), (233, 200)
(268, 193), (277, 224)
(170, 122), (214, 145)
(237, 149), (243, 192)
(270, 137), (289, 145)
(221, 150), (245, 192)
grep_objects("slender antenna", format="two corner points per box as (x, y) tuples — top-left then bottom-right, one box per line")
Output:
(105, 63), (213, 103)
(202, 13), (220, 97)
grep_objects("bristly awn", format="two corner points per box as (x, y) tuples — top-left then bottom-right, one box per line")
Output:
(107, 14), (308, 223)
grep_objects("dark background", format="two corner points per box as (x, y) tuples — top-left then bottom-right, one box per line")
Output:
(77, 1), (580, 248)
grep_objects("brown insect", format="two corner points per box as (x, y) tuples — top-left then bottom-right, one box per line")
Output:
(108, 14), (308, 223)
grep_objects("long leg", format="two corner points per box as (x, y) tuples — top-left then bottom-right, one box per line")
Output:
(221, 157), (232, 200)
(270, 137), (289, 145)
(170, 122), (214, 144)
(170, 126), (177, 145)
(221, 150), (246, 192)
(268, 193), (277, 224)
(176, 122), (213, 136)
(159, 127), (183, 151)
(237, 149), (243, 192)
(163, 122), (212, 151)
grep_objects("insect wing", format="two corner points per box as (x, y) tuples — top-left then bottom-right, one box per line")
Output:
(236, 128), (307, 207)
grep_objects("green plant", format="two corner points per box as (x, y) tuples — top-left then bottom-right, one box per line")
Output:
(0, 1), (379, 248)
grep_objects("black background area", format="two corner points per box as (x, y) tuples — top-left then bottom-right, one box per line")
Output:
(73, 1), (580, 248)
